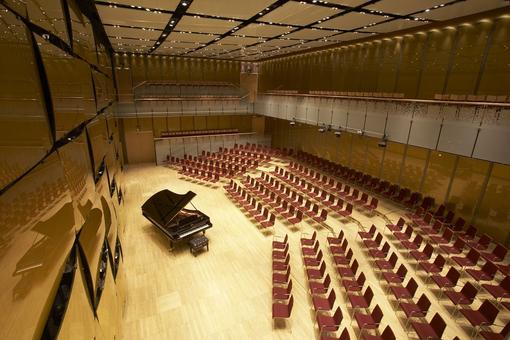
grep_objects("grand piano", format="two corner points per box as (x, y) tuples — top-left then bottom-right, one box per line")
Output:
(142, 189), (212, 248)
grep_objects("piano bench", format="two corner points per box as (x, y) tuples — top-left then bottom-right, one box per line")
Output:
(189, 235), (209, 256)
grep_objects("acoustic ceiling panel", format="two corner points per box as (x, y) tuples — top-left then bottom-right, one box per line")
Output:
(188, 0), (275, 19)
(262, 2), (341, 26)
(420, 0), (509, 21)
(365, 0), (446, 15)
(97, 6), (171, 29)
(176, 16), (241, 34)
(315, 12), (387, 30)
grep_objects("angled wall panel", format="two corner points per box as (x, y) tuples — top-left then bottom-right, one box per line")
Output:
(0, 153), (76, 339)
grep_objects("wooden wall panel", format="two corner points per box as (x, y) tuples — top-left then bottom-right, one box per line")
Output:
(422, 151), (456, 204)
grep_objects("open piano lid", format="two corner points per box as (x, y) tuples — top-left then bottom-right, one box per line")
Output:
(141, 189), (197, 229)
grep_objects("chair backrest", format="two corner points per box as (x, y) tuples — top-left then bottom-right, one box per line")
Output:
(479, 233), (492, 246)
(374, 233), (383, 245)
(324, 274), (331, 289)
(316, 250), (323, 262)
(381, 242), (390, 254)
(424, 213), (432, 224)
(381, 326), (395, 340)
(369, 224), (376, 235)
(413, 234), (423, 245)
(389, 253), (398, 267)
(328, 289), (336, 306)
(407, 278), (418, 296)
(320, 209), (328, 219)
(372, 305), (383, 323)
(357, 272), (366, 286)
(405, 225), (413, 236)
(434, 255), (445, 269)
(468, 249), (480, 262)
(417, 294), (431, 312)
(483, 261), (498, 277)
(352, 188), (359, 197)
(347, 203), (353, 212)
(479, 300), (498, 324)
(364, 286), (374, 305)
(287, 295), (294, 313)
(345, 248), (353, 260)
(501, 276), (510, 291)
(351, 260), (359, 274)
(494, 243), (508, 259)
(332, 307), (343, 325)
(464, 225), (477, 237)
(397, 217), (405, 227)
(397, 264), (407, 279)
(430, 313), (446, 338)
(339, 328), (351, 340)
(371, 198), (378, 207)
(435, 204), (446, 217)
(319, 261), (327, 275)
(446, 267), (460, 284)
(361, 193), (369, 201)
(423, 243), (434, 258)
(461, 282), (478, 301)
(453, 238), (465, 250)
(443, 228), (453, 241)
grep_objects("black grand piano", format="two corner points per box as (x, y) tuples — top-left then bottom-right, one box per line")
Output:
(142, 189), (212, 248)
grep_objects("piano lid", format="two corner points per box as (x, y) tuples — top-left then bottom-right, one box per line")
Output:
(141, 189), (197, 228)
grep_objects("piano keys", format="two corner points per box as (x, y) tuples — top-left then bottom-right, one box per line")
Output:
(141, 189), (212, 248)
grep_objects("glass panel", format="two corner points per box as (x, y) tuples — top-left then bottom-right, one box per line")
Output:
(86, 116), (108, 175)
(447, 157), (489, 220)
(350, 134), (367, 172)
(475, 163), (510, 242)
(381, 141), (405, 184)
(365, 136), (384, 177)
(0, 7), (52, 189)
(422, 151), (456, 204)
(400, 145), (427, 191)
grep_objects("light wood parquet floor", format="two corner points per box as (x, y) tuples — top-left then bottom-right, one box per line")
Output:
(120, 160), (503, 340)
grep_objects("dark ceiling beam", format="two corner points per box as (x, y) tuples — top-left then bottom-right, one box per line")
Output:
(148, 0), (194, 53)
(182, 0), (292, 56)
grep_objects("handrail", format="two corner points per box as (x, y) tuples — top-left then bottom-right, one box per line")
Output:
(259, 92), (510, 108)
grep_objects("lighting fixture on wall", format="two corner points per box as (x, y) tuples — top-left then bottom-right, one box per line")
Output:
(356, 129), (364, 135)
(289, 118), (296, 126)
(318, 124), (330, 133)
(334, 130), (342, 137)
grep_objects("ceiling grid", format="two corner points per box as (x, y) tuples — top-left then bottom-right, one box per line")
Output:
(95, 0), (510, 60)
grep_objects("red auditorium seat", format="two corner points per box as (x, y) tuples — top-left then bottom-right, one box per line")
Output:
(342, 272), (366, 293)
(312, 289), (336, 312)
(430, 267), (461, 295)
(410, 313), (446, 340)
(317, 307), (343, 332)
(272, 295), (293, 319)
(482, 276), (510, 300)
(399, 293), (431, 326)
(273, 280), (292, 300)
(444, 281), (478, 307)
(481, 243), (508, 262)
(304, 250), (323, 267)
(459, 300), (499, 333)
(310, 274), (332, 295)
(354, 304), (383, 335)
(272, 234), (288, 250)
(382, 264), (408, 286)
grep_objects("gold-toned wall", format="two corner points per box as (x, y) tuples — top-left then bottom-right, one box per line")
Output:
(267, 117), (510, 244)
(0, 2), (125, 339)
(259, 11), (510, 100)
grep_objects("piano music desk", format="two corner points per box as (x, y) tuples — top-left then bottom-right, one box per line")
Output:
(189, 235), (209, 256)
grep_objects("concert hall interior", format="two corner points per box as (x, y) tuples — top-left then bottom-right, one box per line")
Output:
(3, 0), (510, 339)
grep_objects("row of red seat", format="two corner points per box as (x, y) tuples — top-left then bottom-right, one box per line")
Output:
(224, 181), (275, 229)
(250, 174), (330, 225)
(274, 166), (378, 217)
(369, 215), (510, 338)
(292, 151), (435, 211)
(272, 235), (294, 319)
(178, 167), (220, 183)
(233, 143), (283, 157)
(302, 230), (395, 339)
